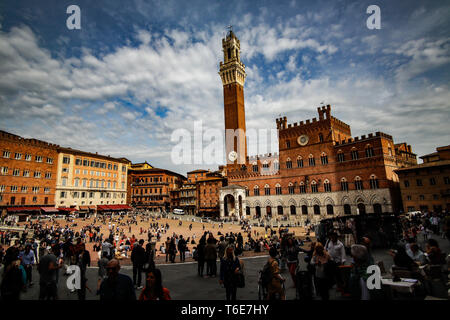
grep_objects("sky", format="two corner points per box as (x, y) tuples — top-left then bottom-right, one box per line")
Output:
(0, 0), (449, 176)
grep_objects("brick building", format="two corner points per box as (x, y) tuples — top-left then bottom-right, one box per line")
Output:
(216, 30), (417, 223)
(54, 147), (130, 212)
(128, 167), (185, 212)
(395, 145), (450, 213)
(196, 173), (227, 217)
(0, 130), (59, 218)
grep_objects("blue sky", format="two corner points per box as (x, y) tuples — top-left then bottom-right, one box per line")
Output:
(0, 0), (449, 175)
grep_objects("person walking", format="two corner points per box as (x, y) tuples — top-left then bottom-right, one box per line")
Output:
(98, 259), (136, 300)
(196, 237), (206, 277)
(263, 247), (285, 300)
(219, 246), (242, 301)
(20, 244), (35, 288)
(38, 246), (61, 300)
(165, 237), (171, 262)
(131, 239), (146, 289)
(311, 243), (332, 300)
(285, 238), (299, 288)
(138, 269), (171, 300)
(325, 232), (346, 292)
(205, 238), (217, 277)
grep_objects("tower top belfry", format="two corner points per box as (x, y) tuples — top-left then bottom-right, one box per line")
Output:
(219, 29), (246, 87)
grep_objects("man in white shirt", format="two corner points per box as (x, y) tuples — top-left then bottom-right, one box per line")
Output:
(325, 232), (347, 292)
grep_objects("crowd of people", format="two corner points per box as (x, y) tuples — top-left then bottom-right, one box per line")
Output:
(0, 209), (448, 301)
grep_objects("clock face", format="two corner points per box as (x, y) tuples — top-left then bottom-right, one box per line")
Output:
(297, 135), (309, 146)
(228, 151), (238, 161)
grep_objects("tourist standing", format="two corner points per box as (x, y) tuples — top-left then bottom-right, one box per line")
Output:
(219, 246), (242, 301)
(98, 259), (136, 300)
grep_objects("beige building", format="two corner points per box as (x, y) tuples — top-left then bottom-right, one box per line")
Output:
(54, 147), (130, 210)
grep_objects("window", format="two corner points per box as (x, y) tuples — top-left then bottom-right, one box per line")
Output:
(365, 146), (374, 157)
(62, 168), (68, 173)
(419, 195), (425, 201)
(262, 162), (269, 169)
(44, 188), (50, 194)
(11, 186), (18, 193)
(252, 164), (258, 172)
(337, 152), (345, 162)
(286, 159), (292, 169)
(344, 204), (351, 215)
(62, 177), (67, 186)
(32, 187), (39, 194)
(264, 185), (270, 196)
(302, 205), (308, 215)
(245, 189), (249, 197)
(74, 178), (79, 187)
(1, 167), (8, 175)
(288, 184), (295, 194)
(32, 197), (37, 203)
(324, 181), (331, 192)
(311, 181), (318, 193)
(433, 194), (439, 200)
(404, 180), (410, 187)
(34, 171), (41, 178)
(60, 191), (66, 198)
(275, 185), (282, 195)
(82, 159), (88, 166)
(297, 158), (303, 168)
(327, 205), (334, 215)
(416, 179), (423, 186)
(299, 184), (306, 194)
(286, 140), (290, 148)
(313, 205), (320, 215)
(254, 186), (260, 196)
(407, 195), (412, 201)
(0, 185), (5, 192)
(444, 177), (450, 185)
(122, 166), (127, 172)
(319, 133), (324, 143)
(355, 177), (363, 190)
(73, 192), (79, 198)
(114, 164), (118, 170)
(25, 154), (32, 161)
(35, 156), (43, 162)
(75, 158), (82, 165)
(23, 170), (29, 177)
(45, 172), (52, 179)
(46, 157), (53, 164)
(370, 176), (379, 189)
(321, 154), (328, 165)
(309, 156), (315, 166)
(14, 153), (22, 160)
(21, 186), (27, 193)
(3, 151), (11, 158)
(351, 150), (359, 160)
(430, 178), (436, 186)
(13, 169), (20, 176)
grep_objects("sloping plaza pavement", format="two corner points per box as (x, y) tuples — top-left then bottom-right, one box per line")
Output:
(6, 234), (449, 300)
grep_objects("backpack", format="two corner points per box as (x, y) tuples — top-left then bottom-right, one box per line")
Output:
(261, 261), (273, 287)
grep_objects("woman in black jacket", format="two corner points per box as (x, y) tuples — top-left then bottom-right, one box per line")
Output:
(219, 246), (242, 301)
(197, 238), (206, 277)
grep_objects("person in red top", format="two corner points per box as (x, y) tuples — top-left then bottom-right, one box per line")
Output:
(138, 269), (171, 300)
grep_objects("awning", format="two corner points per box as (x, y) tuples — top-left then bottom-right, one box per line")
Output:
(88, 205), (97, 210)
(97, 204), (131, 211)
(7, 207), (41, 213)
(41, 207), (59, 213)
(78, 206), (89, 211)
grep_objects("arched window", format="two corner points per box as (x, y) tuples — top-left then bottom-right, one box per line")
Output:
(252, 162), (258, 172)
(324, 179), (331, 192)
(286, 158), (292, 169)
(255, 206), (261, 217)
(253, 185), (260, 196)
(365, 145), (374, 157)
(264, 184), (270, 196)
(355, 176), (363, 190)
(290, 205), (296, 215)
(319, 133), (324, 143)
(311, 180), (318, 193)
(299, 181), (306, 194)
(341, 177), (348, 191)
(302, 205), (308, 215)
(321, 152), (328, 165)
(337, 150), (345, 162)
(288, 183), (295, 194)
(262, 161), (269, 169)
(277, 206), (283, 215)
(369, 174), (379, 189)
(309, 154), (315, 166)
(373, 203), (382, 215)
(344, 204), (351, 215)
(326, 204), (334, 215)
(297, 156), (303, 168)
(313, 205), (321, 215)
(245, 188), (249, 197)
(351, 148), (359, 160)
(357, 203), (366, 215)
(275, 184), (282, 195)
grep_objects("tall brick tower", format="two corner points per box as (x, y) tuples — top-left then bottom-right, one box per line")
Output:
(219, 29), (247, 165)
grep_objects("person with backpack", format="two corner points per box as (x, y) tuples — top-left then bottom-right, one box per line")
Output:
(262, 247), (285, 300)
(219, 246), (242, 301)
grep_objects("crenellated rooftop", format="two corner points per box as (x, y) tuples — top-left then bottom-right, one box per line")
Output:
(0, 130), (59, 149)
(334, 131), (393, 147)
